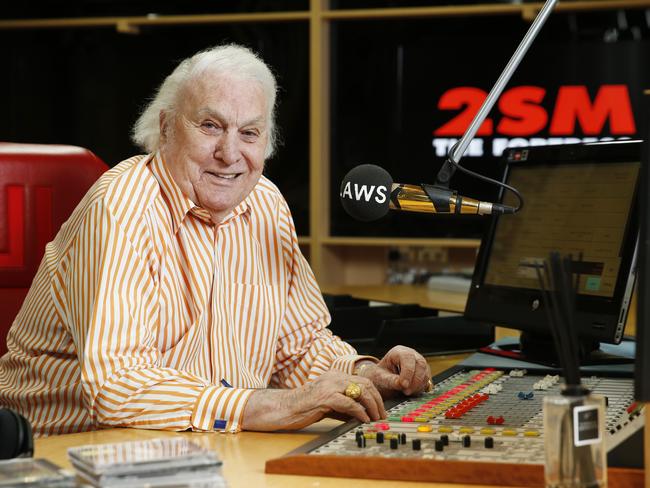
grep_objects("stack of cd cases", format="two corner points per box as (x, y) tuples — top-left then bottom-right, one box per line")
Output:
(67, 437), (226, 487)
(0, 458), (75, 487)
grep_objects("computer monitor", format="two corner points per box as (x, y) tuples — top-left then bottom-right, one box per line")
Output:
(465, 141), (641, 363)
(634, 94), (649, 400)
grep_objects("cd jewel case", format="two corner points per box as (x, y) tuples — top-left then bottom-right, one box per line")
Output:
(0, 458), (75, 487)
(68, 437), (225, 487)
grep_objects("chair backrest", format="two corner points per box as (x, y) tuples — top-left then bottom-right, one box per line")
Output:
(0, 143), (108, 355)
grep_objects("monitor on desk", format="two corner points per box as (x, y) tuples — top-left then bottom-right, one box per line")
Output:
(635, 94), (649, 400)
(465, 140), (641, 364)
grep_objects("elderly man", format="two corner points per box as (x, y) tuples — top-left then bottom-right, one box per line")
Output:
(0, 44), (431, 437)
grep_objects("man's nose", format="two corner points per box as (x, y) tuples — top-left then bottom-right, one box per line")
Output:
(214, 131), (241, 165)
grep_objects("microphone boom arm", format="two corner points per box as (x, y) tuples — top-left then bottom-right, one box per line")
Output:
(434, 0), (559, 188)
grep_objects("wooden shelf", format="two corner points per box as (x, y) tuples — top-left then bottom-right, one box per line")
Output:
(321, 237), (480, 248)
(322, 0), (650, 20)
(0, 11), (311, 30)
(2, 1), (649, 30)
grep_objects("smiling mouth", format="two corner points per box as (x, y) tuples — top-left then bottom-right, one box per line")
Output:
(207, 171), (242, 180)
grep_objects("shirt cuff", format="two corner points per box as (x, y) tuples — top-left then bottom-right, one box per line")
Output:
(330, 354), (378, 375)
(191, 386), (255, 433)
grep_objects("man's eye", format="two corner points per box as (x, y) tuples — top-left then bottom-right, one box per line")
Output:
(201, 121), (219, 131)
(242, 130), (259, 139)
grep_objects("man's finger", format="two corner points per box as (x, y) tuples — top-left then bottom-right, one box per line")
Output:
(330, 393), (371, 423)
(351, 377), (385, 420)
(370, 383), (387, 418)
(372, 364), (403, 391)
(398, 353), (417, 390)
(357, 388), (381, 421)
(408, 356), (430, 394)
(364, 378), (387, 419)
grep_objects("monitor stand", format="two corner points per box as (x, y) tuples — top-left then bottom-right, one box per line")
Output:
(480, 331), (635, 368)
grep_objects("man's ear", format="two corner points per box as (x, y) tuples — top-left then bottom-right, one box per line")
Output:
(159, 111), (169, 144)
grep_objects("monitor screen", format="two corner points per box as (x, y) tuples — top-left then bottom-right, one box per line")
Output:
(465, 141), (640, 348)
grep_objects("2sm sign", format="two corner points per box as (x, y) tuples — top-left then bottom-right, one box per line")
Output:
(432, 84), (636, 158)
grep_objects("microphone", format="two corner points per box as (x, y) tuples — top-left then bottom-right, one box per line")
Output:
(340, 164), (516, 222)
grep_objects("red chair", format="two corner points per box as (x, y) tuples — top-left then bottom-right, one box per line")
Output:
(0, 143), (108, 355)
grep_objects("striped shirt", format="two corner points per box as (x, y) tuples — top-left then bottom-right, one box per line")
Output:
(0, 153), (361, 437)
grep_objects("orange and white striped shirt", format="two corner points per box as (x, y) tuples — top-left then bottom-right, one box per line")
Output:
(0, 153), (361, 437)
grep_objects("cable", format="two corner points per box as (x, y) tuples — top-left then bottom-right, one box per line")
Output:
(446, 143), (524, 213)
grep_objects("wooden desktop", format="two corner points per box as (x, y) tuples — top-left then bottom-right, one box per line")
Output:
(34, 351), (475, 488)
(31, 287), (647, 488)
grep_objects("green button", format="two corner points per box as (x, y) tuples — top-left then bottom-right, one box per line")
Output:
(585, 276), (601, 291)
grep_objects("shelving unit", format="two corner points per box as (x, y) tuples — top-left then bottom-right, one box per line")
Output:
(304, 0), (650, 287)
(2, 0), (649, 287)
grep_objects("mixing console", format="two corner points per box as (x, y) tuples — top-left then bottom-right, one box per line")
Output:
(311, 367), (641, 463)
(267, 367), (644, 487)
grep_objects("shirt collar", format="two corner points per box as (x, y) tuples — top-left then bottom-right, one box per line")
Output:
(148, 152), (251, 232)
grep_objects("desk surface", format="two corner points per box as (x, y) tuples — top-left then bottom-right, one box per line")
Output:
(35, 421), (522, 488)
(34, 353), (521, 488)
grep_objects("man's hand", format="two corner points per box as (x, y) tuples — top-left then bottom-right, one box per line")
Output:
(357, 346), (432, 397)
(241, 371), (386, 431)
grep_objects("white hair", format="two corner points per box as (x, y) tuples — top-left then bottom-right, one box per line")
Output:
(132, 44), (278, 158)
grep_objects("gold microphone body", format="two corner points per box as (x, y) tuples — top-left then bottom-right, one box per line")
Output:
(389, 183), (495, 215)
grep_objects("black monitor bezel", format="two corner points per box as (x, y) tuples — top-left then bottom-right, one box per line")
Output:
(465, 141), (641, 345)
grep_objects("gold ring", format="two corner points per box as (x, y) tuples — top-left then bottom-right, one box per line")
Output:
(425, 379), (433, 392)
(344, 382), (362, 400)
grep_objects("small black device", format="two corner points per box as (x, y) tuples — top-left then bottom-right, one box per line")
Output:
(0, 408), (34, 459)
(465, 140), (641, 363)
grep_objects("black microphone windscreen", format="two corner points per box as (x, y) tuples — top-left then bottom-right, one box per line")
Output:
(340, 164), (393, 222)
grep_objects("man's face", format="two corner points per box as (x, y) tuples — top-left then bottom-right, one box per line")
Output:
(160, 74), (268, 224)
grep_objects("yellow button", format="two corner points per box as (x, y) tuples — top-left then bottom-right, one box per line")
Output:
(438, 426), (454, 433)
(480, 428), (496, 435)
(415, 417), (428, 422)
(385, 433), (398, 440)
(524, 430), (540, 437)
(501, 429), (518, 436)
(459, 427), (475, 434)
(417, 425), (434, 432)
(363, 432), (376, 439)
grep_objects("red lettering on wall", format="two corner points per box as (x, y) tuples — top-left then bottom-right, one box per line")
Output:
(433, 87), (493, 136)
(434, 84), (637, 138)
(0, 186), (25, 267)
(497, 86), (548, 136)
(549, 85), (636, 135)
